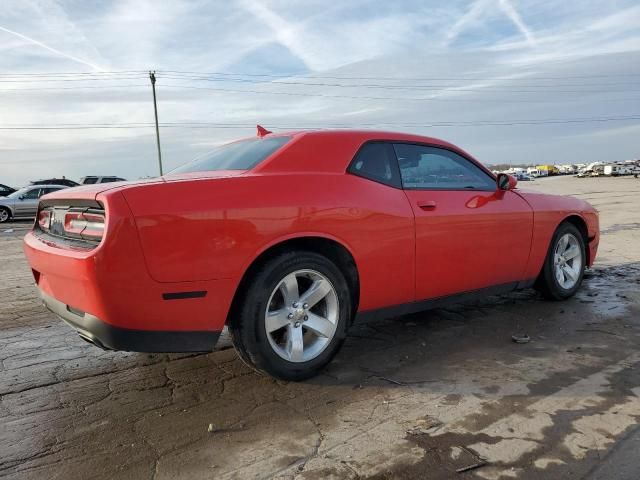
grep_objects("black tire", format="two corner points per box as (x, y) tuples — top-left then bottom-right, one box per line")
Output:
(535, 222), (587, 300)
(228, 250), (352, 381)
(0, 207), (11, 223)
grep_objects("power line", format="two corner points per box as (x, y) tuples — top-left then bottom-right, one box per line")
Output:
(151, 83), (640, 104)
(155, 69), (640, 81)
(0, 75), (149, 83)
(154, 73), (639, 92)
(1, 71), (639, 92)
(1, 69), (640, 82)
(1, 115), (638, 130)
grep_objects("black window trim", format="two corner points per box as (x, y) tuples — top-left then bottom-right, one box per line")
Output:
(347, 139), (497, 192)
(346, 141), (403, 189)
(25, 187), (43, 199)
(392, 140), (497, 192)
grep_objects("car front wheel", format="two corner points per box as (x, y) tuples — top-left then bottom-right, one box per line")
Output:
(229, 251), (351, 381)
(536, 222), (587, 300)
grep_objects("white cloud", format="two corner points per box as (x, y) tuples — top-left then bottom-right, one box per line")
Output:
(0, 0), (639, 186)
(497, 0), (535, 46)
(0, 25), (104, 70)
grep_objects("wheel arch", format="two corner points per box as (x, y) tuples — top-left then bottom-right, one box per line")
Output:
(561, 214), (591, 265)
(226, 235), (360, 327)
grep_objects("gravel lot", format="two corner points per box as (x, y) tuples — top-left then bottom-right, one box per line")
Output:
(1, 176), (639, 480)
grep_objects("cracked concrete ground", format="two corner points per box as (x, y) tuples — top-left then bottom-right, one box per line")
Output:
(1, 176), (639, 479)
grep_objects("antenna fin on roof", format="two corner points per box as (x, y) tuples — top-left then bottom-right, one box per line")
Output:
(257, 125), (272, 137)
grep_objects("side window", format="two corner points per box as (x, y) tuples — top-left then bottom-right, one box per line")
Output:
(23, 188), (42, 199)
(348, 142), (401, 188)
(41, 187), (61, 195)
(394, 144), (495, 190)
(83, 178), (98, 184)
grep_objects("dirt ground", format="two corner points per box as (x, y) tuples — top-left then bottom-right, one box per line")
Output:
(1, 176), (639, 480)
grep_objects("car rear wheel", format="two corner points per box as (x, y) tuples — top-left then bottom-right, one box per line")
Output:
(536, 222), (586, 300)
(0, 207), (10, 223)
(229, 251), (351, 381)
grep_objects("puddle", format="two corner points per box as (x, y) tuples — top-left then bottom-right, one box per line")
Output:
(580, 264), (640, 317)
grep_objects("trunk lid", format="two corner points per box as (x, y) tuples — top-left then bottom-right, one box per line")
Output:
(41, 170), (246, 202)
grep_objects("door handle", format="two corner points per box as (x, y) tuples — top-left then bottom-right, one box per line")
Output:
(417, 200), (437, 210)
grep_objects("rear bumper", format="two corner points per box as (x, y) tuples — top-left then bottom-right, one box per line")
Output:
(40, 289), (220, 352)
(24, 201), (237, 340)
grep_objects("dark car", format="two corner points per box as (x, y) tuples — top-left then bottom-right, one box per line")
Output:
(0, 184), (16, 197)
(30, 178), (79, 187)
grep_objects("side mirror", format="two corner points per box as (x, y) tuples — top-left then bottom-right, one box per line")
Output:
(497, 173), (517, 191)
(19, 195), (26, 200)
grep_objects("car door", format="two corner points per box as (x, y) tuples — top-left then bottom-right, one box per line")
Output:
(14, 187), (42, 217)
(394, 143), (534, 300)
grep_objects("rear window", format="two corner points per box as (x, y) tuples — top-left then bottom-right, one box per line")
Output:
(170, 136), (290, 174)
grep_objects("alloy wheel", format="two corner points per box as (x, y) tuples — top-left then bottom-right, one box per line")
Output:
(265, 269), (339, 363)
(553, 233), (583, 289)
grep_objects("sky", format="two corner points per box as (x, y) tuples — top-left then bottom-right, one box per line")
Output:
(1, 0), (639, 186)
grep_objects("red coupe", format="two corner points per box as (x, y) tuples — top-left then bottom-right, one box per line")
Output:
(24, 128), (599, 380)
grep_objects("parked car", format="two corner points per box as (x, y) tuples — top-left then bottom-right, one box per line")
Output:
(0, 184), (16, 197)
(0, 185), (68, 223)
(31, 178), (79, 187)
(515, 172), (533, 181)
(80, 176), (126, 184)
(24, 129), (599, 380)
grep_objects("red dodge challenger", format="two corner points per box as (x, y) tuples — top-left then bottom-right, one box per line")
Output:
(24, 129), (599, 380)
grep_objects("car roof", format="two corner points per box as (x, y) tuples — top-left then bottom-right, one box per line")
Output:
(252, 129), (486, 175)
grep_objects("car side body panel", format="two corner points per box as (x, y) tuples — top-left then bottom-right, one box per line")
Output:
(405, 188), (534, 299)
(121, 172), (416, 311)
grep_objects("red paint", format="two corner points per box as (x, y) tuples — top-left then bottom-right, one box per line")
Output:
(23, 130), (599, 336)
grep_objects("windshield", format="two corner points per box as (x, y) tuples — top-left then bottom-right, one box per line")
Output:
(170, 136), (290, 174)
(7, 187), (30, 199)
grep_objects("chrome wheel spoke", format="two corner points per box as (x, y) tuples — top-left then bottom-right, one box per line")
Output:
(299, 279), (331, 308)
(564, 245), (580, 260)
(279, 273), (299, 305)
(304, 313), (334, 338)
(286, 324), (304, 362)
(265, 309), (290, 333)
(563, 265), (578, 281)
(557, 234), (569, 253)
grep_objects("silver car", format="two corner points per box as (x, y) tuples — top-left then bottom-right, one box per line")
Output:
(0, 184), (68, 223)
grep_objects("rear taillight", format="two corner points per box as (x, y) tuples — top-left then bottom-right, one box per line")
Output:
(63, 211), (105, 240)
(37, 206), (105, 244)
(38, 209), (51, 230)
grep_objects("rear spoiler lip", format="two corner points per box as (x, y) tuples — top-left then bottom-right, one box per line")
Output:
(39, 198), (104, 209)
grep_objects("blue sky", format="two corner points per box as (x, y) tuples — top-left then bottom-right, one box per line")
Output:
(1, 0), (639, 186)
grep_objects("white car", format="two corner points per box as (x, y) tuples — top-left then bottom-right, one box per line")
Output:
(80, 176), (126, 185)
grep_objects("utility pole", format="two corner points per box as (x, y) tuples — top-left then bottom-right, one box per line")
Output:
(149, 71), (163, 176)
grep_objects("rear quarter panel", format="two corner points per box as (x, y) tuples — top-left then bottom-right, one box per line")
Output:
(121, 173), (416, 311)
